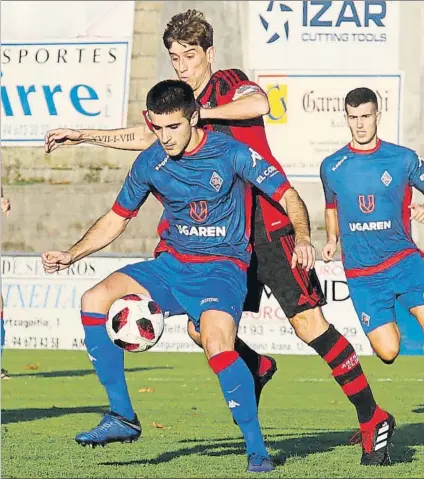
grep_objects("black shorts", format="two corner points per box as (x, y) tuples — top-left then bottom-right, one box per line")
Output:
(243, 231), (327, 319)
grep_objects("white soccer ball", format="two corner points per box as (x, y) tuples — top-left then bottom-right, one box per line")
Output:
(106, 293), (164, 352)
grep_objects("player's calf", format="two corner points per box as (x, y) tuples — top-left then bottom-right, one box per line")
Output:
(79, 273), (150, 421)
(310, 322), (396, 465)
(200, 310), (270, 465)
(187, 321), (277, 411)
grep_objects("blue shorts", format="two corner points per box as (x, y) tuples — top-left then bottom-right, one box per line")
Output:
(347, 252), (424, 334)
(118, 253), (247, 332)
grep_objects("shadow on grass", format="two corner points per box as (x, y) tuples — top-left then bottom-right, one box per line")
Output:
(99, 422), (424, 467)
(7, 366), (173, 379)
(412, 404), (424, 414)
(1, 405), (107, 424)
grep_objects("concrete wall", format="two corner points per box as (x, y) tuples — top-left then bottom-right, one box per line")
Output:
(2, 1), (424, 255)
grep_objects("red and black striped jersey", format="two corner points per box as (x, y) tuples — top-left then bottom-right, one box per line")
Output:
(196, 69), (292, 243)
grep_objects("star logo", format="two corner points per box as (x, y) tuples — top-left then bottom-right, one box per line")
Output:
(259, 1), (293, 43)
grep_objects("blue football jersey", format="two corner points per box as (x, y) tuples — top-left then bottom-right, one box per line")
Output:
(320, 139), (424, 276)
(113, 131), (290, 267)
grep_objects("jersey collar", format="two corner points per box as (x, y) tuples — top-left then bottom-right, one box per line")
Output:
(348, 138), (382, 155)
(183, 130), (208, 157)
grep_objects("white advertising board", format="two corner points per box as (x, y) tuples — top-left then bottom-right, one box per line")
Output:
(0, 1), (135, 146)
(245, 1), (399, 71)
(256, 73), (402, 178)
(1, 255), (373, 355)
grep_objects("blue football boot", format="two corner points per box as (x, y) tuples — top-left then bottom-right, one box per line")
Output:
(247, 453), (273, 473)
(75, 411), (141, 448)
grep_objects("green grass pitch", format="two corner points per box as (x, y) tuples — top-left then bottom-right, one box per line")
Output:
(1, 350), (423, 478)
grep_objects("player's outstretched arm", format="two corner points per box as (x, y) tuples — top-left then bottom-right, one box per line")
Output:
(200, 91), (269, 121)
(41, 210), (130, 274)
(200, 70), (269, 121)
(322, 208), (339, 262)
(44, 124), (156, 154)
(279, 188), (316, 271)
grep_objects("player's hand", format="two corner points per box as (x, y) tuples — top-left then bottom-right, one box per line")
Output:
(291, 239), (316, 271)
(1, 197), (11, 217)
(322, 241), (337, 263)
(409, 203), (424, 223)
(44, 128), (83, 154)
(41, 251), (72, 274)
(198, 106), (212, 120)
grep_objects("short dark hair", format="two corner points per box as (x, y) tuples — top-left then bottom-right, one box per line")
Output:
(345, 87), (378, 112)
(163, 9), (213, 51)
(146, 80), (197, 120)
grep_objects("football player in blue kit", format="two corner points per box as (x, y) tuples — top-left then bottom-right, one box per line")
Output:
(41, 79), (303, 472)
(321, 87), (424, 464)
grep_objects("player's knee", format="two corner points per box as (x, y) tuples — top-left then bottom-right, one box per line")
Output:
(379, 352), (398, 364)
(377, 348), (399, 364)
(290, 313), (310, 338)
(202, 335), (229, 359)
(201, 328), (234, 359)
(81, 284), (108, 312)
(290, 308), (328, 343)
(200, 311), (236, 359)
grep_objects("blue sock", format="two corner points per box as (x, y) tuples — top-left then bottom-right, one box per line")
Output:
(209, 351), (268, 457)
(81, 311), (135, 420)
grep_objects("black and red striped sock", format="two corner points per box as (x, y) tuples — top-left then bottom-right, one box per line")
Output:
(309, 324), (377, 424)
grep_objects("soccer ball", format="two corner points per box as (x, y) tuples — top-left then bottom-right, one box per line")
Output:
(106, 294), (164, 352)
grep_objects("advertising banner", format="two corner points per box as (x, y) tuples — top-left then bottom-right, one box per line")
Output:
(245, 1), (400, 72)
(1, 1), (135, 146)
(2, 255), (376, 355)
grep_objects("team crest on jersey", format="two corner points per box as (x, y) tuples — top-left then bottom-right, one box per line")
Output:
(361, 312), (370, 326)
(189, 200), (208, 223)
(358, 195), (375, 214)
(210, 171), (223, 192)
(381, 170), (392, 187)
